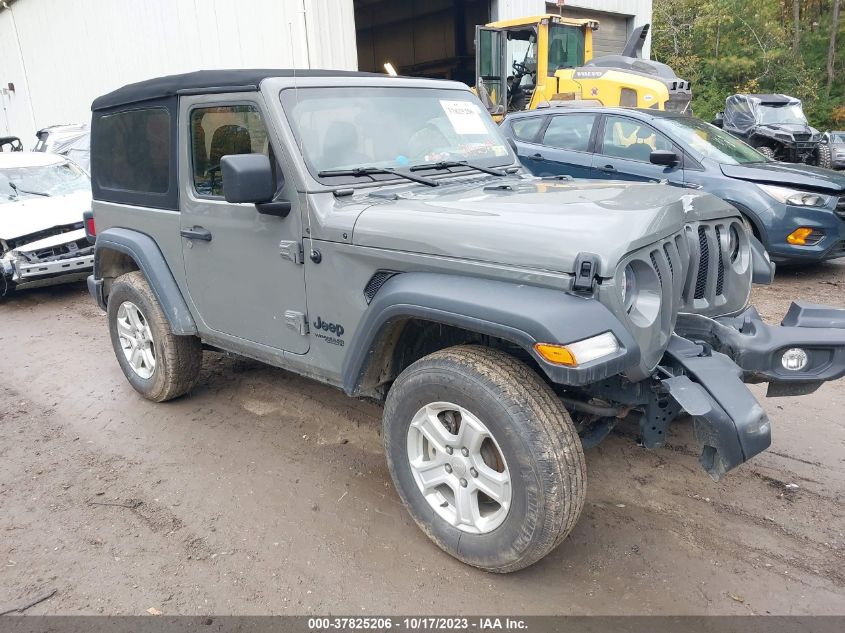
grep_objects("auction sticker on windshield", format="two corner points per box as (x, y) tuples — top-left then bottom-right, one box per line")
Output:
(440, 100), (487, 135)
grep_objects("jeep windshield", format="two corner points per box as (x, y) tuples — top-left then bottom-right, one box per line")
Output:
(658, 117), (770, 165)
(757, 104), (808, 126)
(280, 87), (513, 185)
(1, 160), (89, 203)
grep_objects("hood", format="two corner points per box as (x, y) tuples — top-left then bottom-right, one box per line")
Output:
(757, 123), (818, 136)
(352, 179), (735, 277)
(0, 191), (91, 242)
(720, 162), (845, 193)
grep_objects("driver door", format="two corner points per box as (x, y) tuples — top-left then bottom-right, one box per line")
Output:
(475, 26), (507, 117)
(178, 93), (308, 354)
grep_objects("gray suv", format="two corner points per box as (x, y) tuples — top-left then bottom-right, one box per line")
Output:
(86, 70), (845, 572)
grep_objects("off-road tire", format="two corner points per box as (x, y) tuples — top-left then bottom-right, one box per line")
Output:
(757, 146), (776, 160)
(817, 144), (833, 170)
(383, 345), (586, 572)
(107, 271), (202, 402)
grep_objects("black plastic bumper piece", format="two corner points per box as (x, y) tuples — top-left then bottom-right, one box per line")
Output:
(662, 336), (771, 480)
(676, 302), (845, 395)
(87, 275), (106, 311)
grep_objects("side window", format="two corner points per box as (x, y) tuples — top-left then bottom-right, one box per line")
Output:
(93, 107), (170, 193)
(190, 104), (269, 197)
(510, 117), (545, 142)
(601, 115), (673, 162)
(541, 114), (596, 152)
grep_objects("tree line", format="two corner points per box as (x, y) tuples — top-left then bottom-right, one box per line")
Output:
(652, 0), (843, 130)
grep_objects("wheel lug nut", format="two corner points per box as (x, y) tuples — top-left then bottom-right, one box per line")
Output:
(470, 468), (478, 478)
(445, 464), (452, 474)
(459, 478), (468, 488)
(445, 446), (453, 455)
(461, 447), (469, 457)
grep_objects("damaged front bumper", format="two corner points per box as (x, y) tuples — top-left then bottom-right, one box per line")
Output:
(660, 302), (845, 478)
(1, 228), (94, 293)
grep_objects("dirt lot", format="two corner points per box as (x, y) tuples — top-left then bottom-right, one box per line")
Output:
(1, 264), (844, 616)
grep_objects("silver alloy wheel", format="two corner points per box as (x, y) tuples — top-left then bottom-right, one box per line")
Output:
(407, 402), (512, 534)
(116, 301), (156, 380)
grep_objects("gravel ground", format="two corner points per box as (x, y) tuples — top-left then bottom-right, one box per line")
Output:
(1, 263), (844, 616)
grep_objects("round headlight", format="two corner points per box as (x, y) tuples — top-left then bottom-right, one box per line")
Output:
(622, 264), (637, 313)
(728, 225), (741, 262)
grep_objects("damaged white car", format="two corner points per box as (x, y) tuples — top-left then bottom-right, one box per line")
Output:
(1, 152), (93, 297)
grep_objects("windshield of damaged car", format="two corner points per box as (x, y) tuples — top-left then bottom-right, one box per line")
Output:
(658, 117), (769, 165)
(280, 87), (512, 182)
(757, 104), (808, 126)
(1, 161), (89, 202)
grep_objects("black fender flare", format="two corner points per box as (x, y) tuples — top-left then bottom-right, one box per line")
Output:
(91, 227), (197, 335)
(341, 272), (640, 395)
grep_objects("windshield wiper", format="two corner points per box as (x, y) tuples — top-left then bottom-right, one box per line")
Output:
(410, 160), (506, 177)
(8, 181), (50, 197)
(317, 167), (438, 187)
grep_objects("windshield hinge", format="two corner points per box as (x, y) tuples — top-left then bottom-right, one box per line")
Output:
(284, 310), (309, 336)
(279, 240), (304, 265)
(573, 253), (600, 293)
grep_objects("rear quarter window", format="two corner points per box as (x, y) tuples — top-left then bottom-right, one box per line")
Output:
(510, 117), (545, 143)
(92, 107), (171, 195)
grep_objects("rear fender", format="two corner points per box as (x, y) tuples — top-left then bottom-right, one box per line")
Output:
(90, 228), (196, 335)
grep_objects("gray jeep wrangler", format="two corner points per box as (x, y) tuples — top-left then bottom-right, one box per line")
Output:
(86, 70), (845, 573)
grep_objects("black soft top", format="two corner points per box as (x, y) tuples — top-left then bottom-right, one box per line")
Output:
(736, 93), (795, 105)
(92, 68), (383, 111)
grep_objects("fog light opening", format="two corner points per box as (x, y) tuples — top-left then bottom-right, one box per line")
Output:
(786, 227), (824, 246)
(781, 348), (809, 371)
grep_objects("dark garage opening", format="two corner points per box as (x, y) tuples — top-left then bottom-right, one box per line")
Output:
(353, 0), (490, 85)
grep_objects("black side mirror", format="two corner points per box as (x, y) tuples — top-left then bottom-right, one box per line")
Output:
(221, 153), (291, 217)
(712, 113), (724, 128)
(650, 149), (679, 166)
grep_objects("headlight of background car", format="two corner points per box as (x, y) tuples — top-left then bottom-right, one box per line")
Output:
(620, 261), (661, 327)
(757, 184), (831, 207)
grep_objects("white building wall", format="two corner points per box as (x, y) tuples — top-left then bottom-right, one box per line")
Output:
(0, 0), (357, 145)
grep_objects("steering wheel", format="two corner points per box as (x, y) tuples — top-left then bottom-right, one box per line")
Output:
(512, 61), (529, 77)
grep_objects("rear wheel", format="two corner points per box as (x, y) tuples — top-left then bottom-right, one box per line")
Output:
(383, 345), (586, 572)
(107, 271), (202, 402)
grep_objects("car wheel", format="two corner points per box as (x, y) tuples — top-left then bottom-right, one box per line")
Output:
(817, 144), (832, 170)
(107, 271), (202, 402)
(383, 344), (586, 572)
(758, 146), (776, 160)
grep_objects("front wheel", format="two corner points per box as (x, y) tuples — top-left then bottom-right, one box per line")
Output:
(817, 144), (832, 169)
(383, 345), (586, 572)
(757, 146), (776, 160)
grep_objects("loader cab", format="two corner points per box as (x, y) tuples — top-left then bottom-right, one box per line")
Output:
(475, 15), (593, 120)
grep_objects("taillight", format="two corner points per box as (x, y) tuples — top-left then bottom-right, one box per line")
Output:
(83, 211), (96, 245)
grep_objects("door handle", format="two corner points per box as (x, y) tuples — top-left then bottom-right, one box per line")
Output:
(180, 226), (212, 242)
(600, 164), (616, 172)
(531, 153), (545, 161)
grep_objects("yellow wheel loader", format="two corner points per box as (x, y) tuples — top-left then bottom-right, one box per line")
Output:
(475, 15), (691, 121)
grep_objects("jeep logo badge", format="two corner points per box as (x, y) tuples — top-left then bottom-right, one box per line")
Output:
(313, 316), (344, 338)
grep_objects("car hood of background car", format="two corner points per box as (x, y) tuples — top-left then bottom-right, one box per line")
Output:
(352, 179), (735, 277)
(720, 161), (845, 193)
(0, 191), (91, 242)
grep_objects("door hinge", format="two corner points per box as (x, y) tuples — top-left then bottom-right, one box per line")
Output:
(279, 240), (304, 264)
(284, 310), (309, 336)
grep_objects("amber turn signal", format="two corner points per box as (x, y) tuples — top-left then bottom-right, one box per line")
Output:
(534, 343), (577, 366)
(786, 227), (821, 246)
